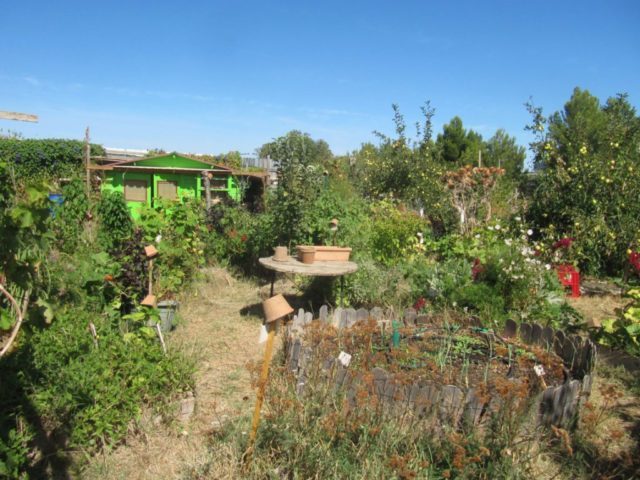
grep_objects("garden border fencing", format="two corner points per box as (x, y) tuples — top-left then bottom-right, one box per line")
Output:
(285, 306), (597, 430)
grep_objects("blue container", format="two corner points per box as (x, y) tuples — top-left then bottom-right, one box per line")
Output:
(48, 193), (64, 217)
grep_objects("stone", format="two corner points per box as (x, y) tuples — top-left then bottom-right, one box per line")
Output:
(178, 392), (196, 423)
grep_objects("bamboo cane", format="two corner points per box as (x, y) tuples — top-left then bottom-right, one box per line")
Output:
(244, 320), (278, 465)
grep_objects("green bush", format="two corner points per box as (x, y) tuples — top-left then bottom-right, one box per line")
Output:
(261, 131), (324, 247)
(15, 306), (193, 450)
(137, 199), (206, 298)
(0, 138), (105, 182)
(527, 89), (640, 275)
(369, 199), (428, 265)
(51, 178), (90, 251)
(96, 191), (133, 252)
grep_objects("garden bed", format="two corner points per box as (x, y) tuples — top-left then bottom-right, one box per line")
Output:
(286, 306), (596, 429)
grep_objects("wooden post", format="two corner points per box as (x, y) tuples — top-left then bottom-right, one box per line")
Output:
(148, 259), (154, 295)
(84, 127), (91, 194)
(245, 320), (278, 465)
(202, 171), (212, 211)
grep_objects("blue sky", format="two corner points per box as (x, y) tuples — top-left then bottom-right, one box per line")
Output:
(1, 0), (639, 158)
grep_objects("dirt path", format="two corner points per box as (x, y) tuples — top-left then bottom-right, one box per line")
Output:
(84, 268), (267, 479)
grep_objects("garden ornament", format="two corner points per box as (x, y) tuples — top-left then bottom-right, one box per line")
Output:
(143, 245), (160, 307)
(262, 293), (294, 323)
(141, 294), (157, 308)
(245, 294), (293, 466)
(329, 218), (339, 231)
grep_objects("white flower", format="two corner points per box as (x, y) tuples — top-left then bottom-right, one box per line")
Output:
(527, 229), (533, 236)
(504, 239), (513, 246)
(488, 226), (494, 231)
(515, 216), (522, 222)
(545, 264), (551, 270)
(475, 234), (480, 239)
(155, 234), (162, 244)
(495, 224), (501, 230)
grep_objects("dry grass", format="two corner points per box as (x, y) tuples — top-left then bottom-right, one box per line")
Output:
(567, 293), (627, 327)
(82, 277), (640, 479)
(82, 268), (268, 480)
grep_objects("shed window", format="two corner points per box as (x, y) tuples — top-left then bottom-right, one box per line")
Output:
(157, 181), (178, 200)
(124, 179), (148, 202)
(210, 177), (227, 189)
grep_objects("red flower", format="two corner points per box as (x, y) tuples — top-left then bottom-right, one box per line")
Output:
(552, 237), (574, 250)
(471, 258), (484, 281)
(241, 234), (248, 242)
(413, 297), (426, 311)
(630, 251), (640, 273)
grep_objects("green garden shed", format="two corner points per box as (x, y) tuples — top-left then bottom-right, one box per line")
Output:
(95, 152), (240, 219)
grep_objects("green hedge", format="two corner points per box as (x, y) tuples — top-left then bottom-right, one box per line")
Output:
(0, 138), (105, 182)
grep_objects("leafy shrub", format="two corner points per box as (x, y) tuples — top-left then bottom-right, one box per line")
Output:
(137, 199), (206, 298)
(340, 257), (409, 307)
(109, 228), (148, 304)
(262, 131), (324, 247)
(400, 220), (575, 328)
(527, 89), (640, 275)
(369, 199), (428, 265)
(204, 199), (259, 267)
(51, 178), (90, 251)
(96, 191), (133, 252)
(595, 288), (640, 355)
(0, 161), (51, 322)
(0, 425), (31, 479)
(18, 306), (193, 450)
(0, 138), (105, 182)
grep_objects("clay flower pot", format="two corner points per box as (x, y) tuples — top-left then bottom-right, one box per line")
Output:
(314, 246), (352, 262)
(297, 246), (316, 264)
(144, 245), (159, 259)
(141, 294), (157, 307)
(262, 294), (294, 323)
(273, 246), (289, 262)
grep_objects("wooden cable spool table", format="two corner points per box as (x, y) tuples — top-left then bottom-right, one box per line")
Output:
(259, 256), (358, 305)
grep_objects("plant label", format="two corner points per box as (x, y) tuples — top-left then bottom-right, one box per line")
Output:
(258, 324), (268, 344)
(338, 351), (352, 367)
(534, 364), (545, 377)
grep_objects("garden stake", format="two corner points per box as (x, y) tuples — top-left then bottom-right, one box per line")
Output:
(142, 245), (159, 308)
(156, 323), (167, 355)
(392, 320), (401, 348)
(89, 322), (98, 348)
(244, 294), (293, 468)
(148, 258), (153, 296)
(247, 320), (277, 451)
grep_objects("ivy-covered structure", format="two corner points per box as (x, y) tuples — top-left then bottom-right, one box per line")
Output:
(94, 152), (240, 218)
